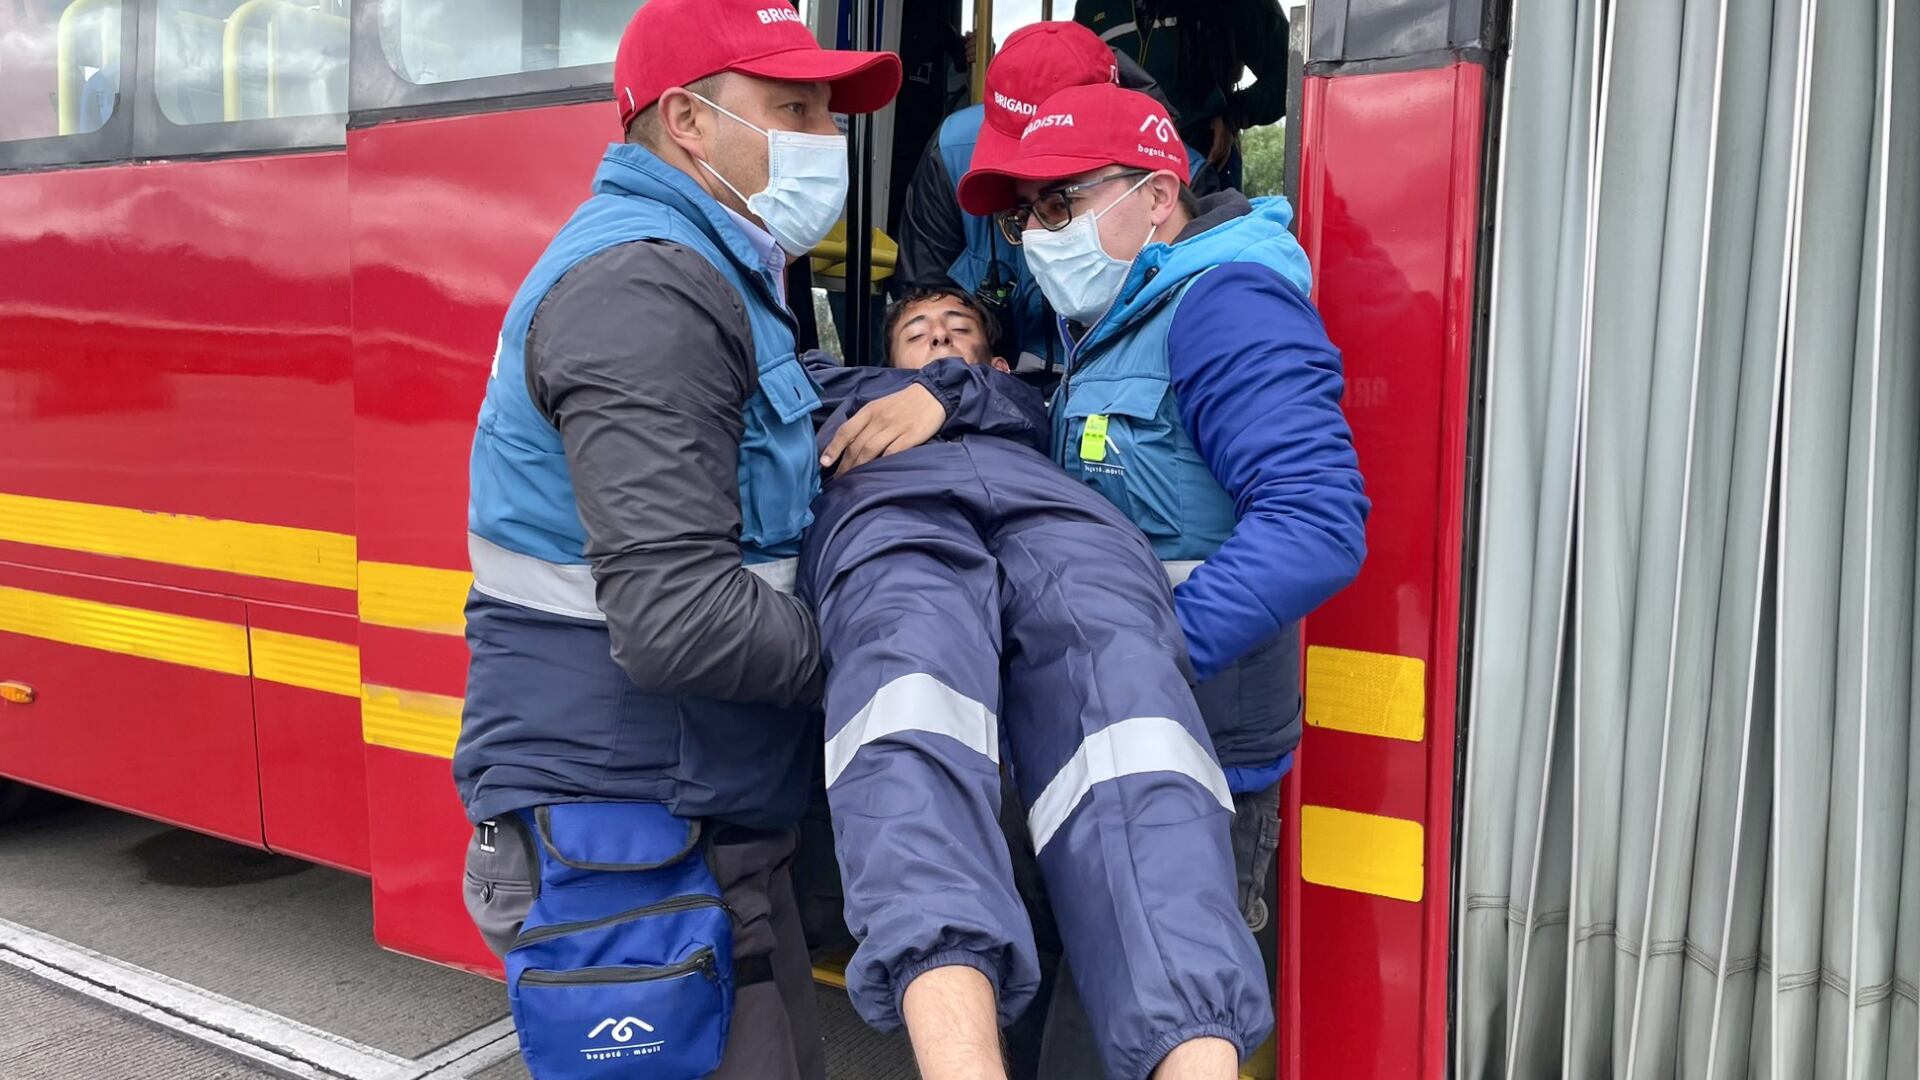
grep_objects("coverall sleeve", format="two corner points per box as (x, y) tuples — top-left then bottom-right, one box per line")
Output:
(1225, 0), (1289, 129)
(526, 240), (823, 708)
(894, 133), (968, 291)
(804, 351), (1048, 450)
(1165, 263), (1369, 682)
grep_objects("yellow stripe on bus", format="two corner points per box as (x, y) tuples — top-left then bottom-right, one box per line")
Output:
(0, 491), (357, 591)
(361, 683), (463, 758)
(0, 584), (250, 676)
(1304, 646), (1425, 742)
(357, 561), (471, 636)
(250, 628), (360, 698)
(1300, 805), (1424, 902)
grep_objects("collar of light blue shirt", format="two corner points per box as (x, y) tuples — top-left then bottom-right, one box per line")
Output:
(720, 204), (787, 301)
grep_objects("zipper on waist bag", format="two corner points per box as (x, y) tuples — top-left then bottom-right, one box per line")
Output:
(513, 894), (729, 949)
(518, 948), (720, 986)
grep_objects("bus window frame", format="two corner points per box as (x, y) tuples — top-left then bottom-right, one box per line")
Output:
(133, 0), (353, 160)
(347, 0), (617, 128)
(0, 1), (138, 175)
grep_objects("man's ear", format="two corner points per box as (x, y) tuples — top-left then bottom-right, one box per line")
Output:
(1149, 171), (1182, 225)
(990, 356), (1011, 373)
(657, 88), (709, 156)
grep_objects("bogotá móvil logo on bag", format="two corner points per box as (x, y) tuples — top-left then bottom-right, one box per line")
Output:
(581, 1016), (663, 1061)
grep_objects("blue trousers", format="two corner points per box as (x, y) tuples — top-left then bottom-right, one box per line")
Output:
(800, 436), (1272, 1080)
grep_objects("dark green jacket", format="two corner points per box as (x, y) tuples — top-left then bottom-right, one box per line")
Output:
(1073, 0), (1288, 149)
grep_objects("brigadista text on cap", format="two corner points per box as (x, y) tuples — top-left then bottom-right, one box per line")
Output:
(957, 83), (1192, 216)
(613, 0), (902, 127)
(969, 22), (1120, 174)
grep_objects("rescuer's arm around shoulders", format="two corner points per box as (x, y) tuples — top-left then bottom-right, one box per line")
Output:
(527, 239), (821, 707)
(1167, 263), (1370, 681)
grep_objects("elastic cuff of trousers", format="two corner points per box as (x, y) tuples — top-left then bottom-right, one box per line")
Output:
(892, 949), (1003, 1028)
(1136, 1023), (1247, 1080)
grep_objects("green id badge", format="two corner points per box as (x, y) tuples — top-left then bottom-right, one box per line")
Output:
(1080, 414), (1109, 462)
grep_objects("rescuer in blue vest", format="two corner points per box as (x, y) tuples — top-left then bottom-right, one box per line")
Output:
(959, 83), (1370, 1076)
(450, 2), (909, 1076)
(893, 21), (1197, 374)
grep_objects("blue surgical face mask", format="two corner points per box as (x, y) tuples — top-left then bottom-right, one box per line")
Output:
(1020, 174), (1153, 326)
(693, 93), (848, 258)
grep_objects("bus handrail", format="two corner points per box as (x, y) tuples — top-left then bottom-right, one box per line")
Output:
(222, 0), (349, 122)
(54, 0), (117, 136)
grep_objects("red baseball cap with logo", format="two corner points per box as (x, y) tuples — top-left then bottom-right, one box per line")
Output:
(971, 22), (1119, 173)
(614, 0), (902, 127)
(957, 83), (1191, 216)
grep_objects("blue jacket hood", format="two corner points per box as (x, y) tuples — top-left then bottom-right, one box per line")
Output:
(1077, 194), (1312, 358)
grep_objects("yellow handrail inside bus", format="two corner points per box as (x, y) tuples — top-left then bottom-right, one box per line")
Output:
(222, 0), (349, 122)
(55, 0), (117, 135)
(970, 0), (993, 104)
(811, 222), (898, 285)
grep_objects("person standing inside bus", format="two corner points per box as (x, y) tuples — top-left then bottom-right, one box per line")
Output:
(894, 21), (1184, 374)
(452, 2), (900, 1077)
(958, 83), (1369, 1075)
(1073, 0), (1289, 192)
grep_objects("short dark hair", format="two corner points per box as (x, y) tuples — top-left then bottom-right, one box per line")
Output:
(881, 285), (1000, 354)
(1176, 183), (1200, 217)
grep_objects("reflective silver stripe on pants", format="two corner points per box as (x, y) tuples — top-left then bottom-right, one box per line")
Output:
(1163, 560), (1202, 587)
(824, 672), (999, 788)
(1098, 20), (1137, 41)
(468, 533), (603, 621)
(1026, 716), (1234, 855)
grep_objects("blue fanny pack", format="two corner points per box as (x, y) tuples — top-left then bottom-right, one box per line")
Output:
(505, 802), (734, 1078)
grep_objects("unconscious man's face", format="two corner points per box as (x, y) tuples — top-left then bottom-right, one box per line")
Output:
(887, 294), (1010, 372)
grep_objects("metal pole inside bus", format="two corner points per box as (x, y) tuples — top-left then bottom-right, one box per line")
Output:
(845, 0), (876, 364)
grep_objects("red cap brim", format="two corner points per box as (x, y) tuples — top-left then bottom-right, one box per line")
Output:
(965, 120), (1022, 176)
(731, 48), (903, 114)
(956, 152), (1118, 216)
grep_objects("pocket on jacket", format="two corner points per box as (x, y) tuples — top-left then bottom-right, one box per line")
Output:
(464, 816), (539, 959)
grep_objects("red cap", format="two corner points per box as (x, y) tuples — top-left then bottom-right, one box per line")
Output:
(971, 22), (1119, 173)
(958, 83), (1190, 216)
(614, 0), (902, 127)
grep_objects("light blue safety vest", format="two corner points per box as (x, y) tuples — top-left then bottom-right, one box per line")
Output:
(935, 107), (1062, 371)
(468, 143), (822, 612)
(1049, 196), (1311, 565)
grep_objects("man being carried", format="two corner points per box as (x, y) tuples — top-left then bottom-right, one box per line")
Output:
(800, 288), (1270, 1080)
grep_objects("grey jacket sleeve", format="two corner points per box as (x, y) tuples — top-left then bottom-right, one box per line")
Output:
(525, 240), (823, 708)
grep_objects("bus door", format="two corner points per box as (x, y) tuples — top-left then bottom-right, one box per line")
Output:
(343, 0), (637, 975)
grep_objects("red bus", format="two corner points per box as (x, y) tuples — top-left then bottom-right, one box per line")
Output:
(2, 0), (1913, 1077)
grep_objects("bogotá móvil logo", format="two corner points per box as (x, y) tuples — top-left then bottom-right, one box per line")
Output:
(581, 1016), (664, 1061)
(1138, 114), (1176, 144)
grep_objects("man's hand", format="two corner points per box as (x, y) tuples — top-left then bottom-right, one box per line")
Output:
(1207, 116), (1235, 168)
(820, 383), (947, 472)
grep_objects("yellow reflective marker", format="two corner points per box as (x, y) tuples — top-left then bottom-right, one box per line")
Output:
(1305, 646), (1425, 742)
(0, 584), (250, 676)
(357, 561), (471, 636)
(1300, 805), (1424, 902)
(250, 629), (360, 698)
(1080, 414), (1110, 462)
(361, 683), (465, 758)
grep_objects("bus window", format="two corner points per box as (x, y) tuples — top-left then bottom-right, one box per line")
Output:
(153, 0), (349, 126)
(378, 0), (634, 85)
(0, 0), (122, 142)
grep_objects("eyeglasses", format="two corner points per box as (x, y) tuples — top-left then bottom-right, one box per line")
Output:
(996, 170), (1152, 246)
